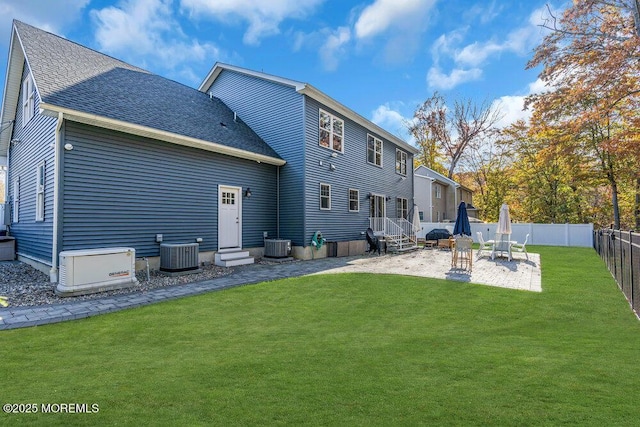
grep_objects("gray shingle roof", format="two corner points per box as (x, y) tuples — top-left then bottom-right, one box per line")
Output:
(14, 20), (281, 160)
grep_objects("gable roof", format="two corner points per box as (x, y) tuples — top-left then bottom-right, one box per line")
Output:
(199, 62), (419, 155)
(414, 165), (458, 187)
(0, 21), (284, 165)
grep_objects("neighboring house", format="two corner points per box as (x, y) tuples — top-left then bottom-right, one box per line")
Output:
(200, 63), (418, 257)
(0, 21), (418, 280)
(414, 165), (476, 222)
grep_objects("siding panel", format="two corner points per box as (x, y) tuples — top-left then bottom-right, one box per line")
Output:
(61, 122), (277, 256)
(7, 61), (56, 264)
(208, 71), (306, 245)
(303, 97), (414, 244)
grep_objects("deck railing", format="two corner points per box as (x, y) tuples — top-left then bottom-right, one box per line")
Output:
(369, 217), (417, 249)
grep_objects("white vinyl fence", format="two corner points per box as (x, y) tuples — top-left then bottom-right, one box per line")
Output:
(418, 222), (594, 247)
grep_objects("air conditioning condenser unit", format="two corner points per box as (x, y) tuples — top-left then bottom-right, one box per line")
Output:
(264, 239), (291, 258)
(160, 243), (201, 275)
(56, 247), (138, 296)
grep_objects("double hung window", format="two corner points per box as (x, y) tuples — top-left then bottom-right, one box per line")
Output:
(396, 197), (408, 220)
(22, 74), (35, 126)
(319, 110), (344, 153)
(320, 183), (331, 210)
(395, 149), (407, 176)
(36, 161), (45, 221)
(367, 135), (382, 167)
(349, 189), (359, 212)
(13, 178), (20, 223)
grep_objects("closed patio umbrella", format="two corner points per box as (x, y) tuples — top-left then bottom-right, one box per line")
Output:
(494, 203), (512, 257)
(453, 202), (472, 236)
(496, 203), (512, 235)
(412, 204), (421, 233)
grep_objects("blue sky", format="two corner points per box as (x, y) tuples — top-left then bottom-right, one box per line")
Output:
(0, 0), (562, 144)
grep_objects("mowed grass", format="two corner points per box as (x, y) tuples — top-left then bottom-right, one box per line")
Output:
(2, 246), (640, 426)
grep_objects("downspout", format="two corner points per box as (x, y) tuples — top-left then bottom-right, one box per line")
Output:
(454, 183), (460, 220)
(49, 111), (63, 283)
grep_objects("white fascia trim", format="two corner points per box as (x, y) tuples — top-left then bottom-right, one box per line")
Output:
(298, 85), (419, 155)
(199, 62), (306, 93)
(414, 165), (457, 187)
(200, 63), (418, 156)
(0, 27), (23, 155)
(38, 103), (286, 166)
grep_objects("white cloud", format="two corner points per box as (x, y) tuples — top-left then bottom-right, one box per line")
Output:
(180, 0), (324, 45)
(492, 78), (552, 128)
(454, 39), (503, 67)
(354, 0), (437, 63)
(354, 0), (435, 39)
(492, 95), (529, 128)
(463, 0), (503, 25)
(428, 5), (548, 90)
(528, 77), (551, 94)
(91, 0), (226, 83)
(371, 103), (414, 143)
(427, 67), (482, 90)
(430, 29), (466, 63)
(0, 0), (89, 48)
(319, 27), (351, 71)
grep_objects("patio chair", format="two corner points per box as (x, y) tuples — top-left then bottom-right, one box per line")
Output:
(476, 232), (494, 259)
(452, 236), (473, 271)
(511, 233), (529, 260)
(366, 227), (381, 255)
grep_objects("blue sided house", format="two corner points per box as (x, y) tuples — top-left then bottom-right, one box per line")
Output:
(0, 21), (418, 282)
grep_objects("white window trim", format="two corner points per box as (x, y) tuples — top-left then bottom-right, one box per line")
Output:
(320, 183), (331, 210)
(395, 149), (407, 176)
(396, 197), (408, 220)
(13, 177), (19, 223)
(349, 188), (359, 212)
(22, 74), (34, 127)
(36, 161), (45, 221)
(319, 109), (344, 153)
(367, 134), (383, 167)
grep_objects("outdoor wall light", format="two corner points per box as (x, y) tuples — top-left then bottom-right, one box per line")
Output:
(367, 192), (372, 199)
(64, 143), (74, 151)
(330, 164), (336, 171)
(330, 152), (338, 158)
(245, 188), (252, 198)
(386, 196), (392, 201)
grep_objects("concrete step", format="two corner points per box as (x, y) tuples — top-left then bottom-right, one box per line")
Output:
(216, 250), (250, 261)
(215, 251), (254, 267)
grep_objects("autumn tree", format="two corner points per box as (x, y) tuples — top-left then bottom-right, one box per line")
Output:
(409, 92), (501, 180)
(499, 121), (597, 224)
(458, 131), (513, 222)
(527, 0), (640, 229)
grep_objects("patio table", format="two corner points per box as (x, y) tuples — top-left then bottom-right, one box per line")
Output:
(491, 239), (516, 261)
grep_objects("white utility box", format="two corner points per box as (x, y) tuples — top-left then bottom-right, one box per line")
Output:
(56, 247), (138, 296)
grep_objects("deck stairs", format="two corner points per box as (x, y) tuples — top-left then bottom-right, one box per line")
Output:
(370, 217), (418, 253)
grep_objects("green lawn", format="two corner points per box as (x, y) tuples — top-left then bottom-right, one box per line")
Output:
(2, 246), (640, 426)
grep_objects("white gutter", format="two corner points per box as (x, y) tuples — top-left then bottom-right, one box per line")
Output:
(49, 111), (63, 283)
(38, 103), (286, 167)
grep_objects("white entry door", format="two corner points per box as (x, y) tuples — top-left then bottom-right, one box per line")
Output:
(218, 185), (242, 250)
